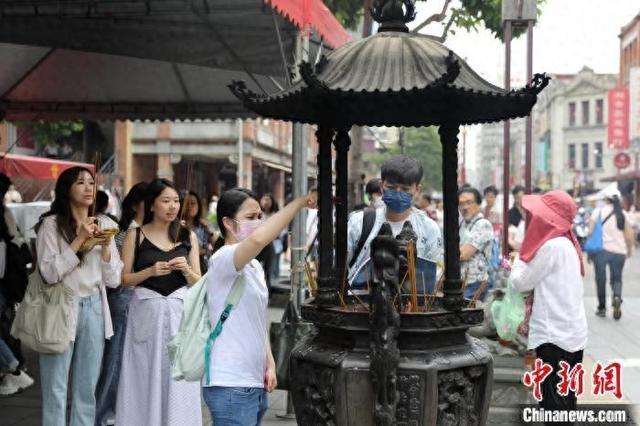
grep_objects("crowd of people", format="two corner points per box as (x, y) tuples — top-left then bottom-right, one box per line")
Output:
(0, 153), (635, 424)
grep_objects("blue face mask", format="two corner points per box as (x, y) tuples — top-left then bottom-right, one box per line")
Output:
(382, 189), (413, 213)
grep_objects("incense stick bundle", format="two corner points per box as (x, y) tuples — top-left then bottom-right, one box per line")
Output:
(407, 240), (418, 312)
(467, 279), (489, 308)
(304, 261), (317, 297)
(425, 274), (445, 312)
(461, 269), (469, 290)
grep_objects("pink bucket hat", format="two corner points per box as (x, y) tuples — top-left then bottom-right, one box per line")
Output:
(521, 190), (577, 229)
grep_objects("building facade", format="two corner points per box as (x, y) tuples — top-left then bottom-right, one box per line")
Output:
(114, 119), (318, 207)
(532, 67), (617, 192)
(476, 118), (526, 191)
(620, 12), (640, 87)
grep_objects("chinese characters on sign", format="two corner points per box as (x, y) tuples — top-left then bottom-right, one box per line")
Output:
(629, 67), (640, 142)
(523, 360), (622, 402)
(608, 88), (629, 149)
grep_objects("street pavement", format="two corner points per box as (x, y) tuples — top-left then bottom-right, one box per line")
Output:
(1, 252), (639, 425)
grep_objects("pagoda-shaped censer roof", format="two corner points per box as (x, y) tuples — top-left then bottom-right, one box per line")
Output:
(230, 0), (549, 128)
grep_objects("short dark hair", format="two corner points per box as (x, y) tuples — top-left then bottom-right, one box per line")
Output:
(0, 173), (11, 197)
(458, 187), (482, 205)
(483, 185), (498, 196)
(96, 190), (109, 214)
(532, 187), (543, 194)
(365, 178), (382, 196)
(421, 193), (431, 203)
(381, 155), (423, 185)
(512, 185), (525, 196)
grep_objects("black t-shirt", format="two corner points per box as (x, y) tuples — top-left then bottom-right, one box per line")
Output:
(134, 231), (190, 296)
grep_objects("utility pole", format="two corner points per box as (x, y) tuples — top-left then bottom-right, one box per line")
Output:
(277, 23), (309, 421)
(501, 0), (536, 256)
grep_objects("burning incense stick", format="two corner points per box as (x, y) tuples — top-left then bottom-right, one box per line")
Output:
(426, 274), (445, 312)
(407, 240), (418, 312)
(339, 253), (349, 307)
(89, 151), (102, 218)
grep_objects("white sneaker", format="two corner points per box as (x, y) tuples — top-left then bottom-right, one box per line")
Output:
(0, 375), (19, 396)
(5, 370), (34, 391)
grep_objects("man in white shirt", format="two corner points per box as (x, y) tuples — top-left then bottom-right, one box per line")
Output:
(347, 156), (442, 293)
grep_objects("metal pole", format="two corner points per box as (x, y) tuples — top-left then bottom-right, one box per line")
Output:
(237, 119), (243, 187)
(440, 123), (463, 312)
(276, 29), (309, 420)
(291, 120), (308, 315)
(525, 21), (533, 194)
(290, 31), (309, 318)
(502, 21), (512, 257)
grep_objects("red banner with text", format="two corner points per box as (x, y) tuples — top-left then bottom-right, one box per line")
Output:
(608, 88), (629, 149)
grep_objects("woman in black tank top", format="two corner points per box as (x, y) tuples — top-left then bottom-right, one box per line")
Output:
(116, 179), (203, 426)
(133, 228), (190, 296)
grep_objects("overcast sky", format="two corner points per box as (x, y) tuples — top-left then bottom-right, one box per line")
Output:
(410, 0), (639, 175)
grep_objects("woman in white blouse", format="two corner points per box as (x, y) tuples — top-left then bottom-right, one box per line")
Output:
(35, 167), (122, 426)
(512, 190), (587, 413)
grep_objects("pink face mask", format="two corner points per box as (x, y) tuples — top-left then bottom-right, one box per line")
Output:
(232, 219), (263, 241)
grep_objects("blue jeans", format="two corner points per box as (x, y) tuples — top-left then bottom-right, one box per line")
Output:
(0, 292), (18, 374)
(464, 280), (488, 302)
(593, 250), (626, 308)
(203, 386), (269, 426)
(0, 336), (18, 373)
(95, 287), (132, 426)
(40, 293), (105, 426)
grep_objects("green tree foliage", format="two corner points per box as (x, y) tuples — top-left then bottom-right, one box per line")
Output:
(326, 0), (546, 42)
(453, 0), (546, 41)
(324, 0), (364, 31)
(366, 127), (443, 192)
(15, 121), (84, 147)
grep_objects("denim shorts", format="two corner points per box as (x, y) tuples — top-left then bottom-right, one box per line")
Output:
(202, 386), (268, 426)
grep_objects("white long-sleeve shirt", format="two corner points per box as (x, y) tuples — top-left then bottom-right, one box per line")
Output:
(36, 215), (123, 341)
(511, 237), (587, 353)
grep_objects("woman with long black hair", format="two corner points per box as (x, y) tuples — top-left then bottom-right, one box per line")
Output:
(591, 189), (634, 320)
(35, 166), (122, 426)
(95, 181), (147, 426)
(116, 178), (201, 426)
(183, 190), (216, 274)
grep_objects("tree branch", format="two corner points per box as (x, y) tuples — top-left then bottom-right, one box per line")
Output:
(421, 11), (455, 43)
(411, 0), (452, 33)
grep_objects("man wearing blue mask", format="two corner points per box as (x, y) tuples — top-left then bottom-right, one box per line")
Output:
(347, 155), (443, 293)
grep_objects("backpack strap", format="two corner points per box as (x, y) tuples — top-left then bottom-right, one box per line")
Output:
(349, 208), (377, 269)
(602, 211), (615, 225)
(204, 273), (246, 385)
